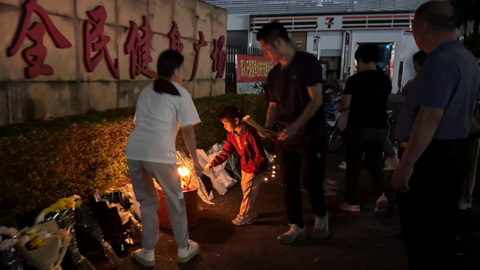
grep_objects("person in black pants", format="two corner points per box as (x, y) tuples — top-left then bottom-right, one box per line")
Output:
(336, 44), (392, 213)
(393, 2), (480, 269)
(257, 22), (329, 244)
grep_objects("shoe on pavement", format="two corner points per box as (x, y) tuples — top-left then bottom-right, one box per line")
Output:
(231, 216), (253, 226)
(339, 202), (361, 212)
(312, 212), (329, 239)
(277, 224), (308, 244)
(177, 240), (199, 263)
(375, 193), (389, 212)
(133, 248), (155, 267)
(338, 161), (347, 170)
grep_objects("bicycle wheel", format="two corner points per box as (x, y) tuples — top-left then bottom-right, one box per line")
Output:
(328, 126), (344, 153)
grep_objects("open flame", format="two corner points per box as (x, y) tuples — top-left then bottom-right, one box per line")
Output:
(178, 166), (190, 178)
(178, 166), (190, 190)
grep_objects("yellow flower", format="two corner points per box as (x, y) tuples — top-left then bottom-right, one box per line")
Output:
(41, 198), (75, 215)
(26, 233), (45, 250)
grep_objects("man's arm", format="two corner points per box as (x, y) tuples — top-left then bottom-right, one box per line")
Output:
(265, 102), (279, 129)
(392, 106), (444, 192)
(278, 83), (323, 140)
(336, 94), (352, 112)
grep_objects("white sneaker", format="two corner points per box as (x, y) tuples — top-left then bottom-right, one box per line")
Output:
(177, 240), (199, 263)
(312, 212), (329, 239)
(338, 162), (347, 170)
(339, 202), (361, 212)
(231, 216), (253, 226)
(375, 193), (389, 212)
(277, 224), (308, 244)
(133, 248), (155, 267)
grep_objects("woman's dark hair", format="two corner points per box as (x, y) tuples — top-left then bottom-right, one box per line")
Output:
(219, 106), (245, 123)
(413, 50), (427, 62)
(153, 50), (184, 96)
(355, 44), (380, 64)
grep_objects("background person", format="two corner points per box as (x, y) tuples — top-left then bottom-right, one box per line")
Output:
(336, 44), (392, 213)
(392, 2), (480, 268)
(402, 50), (427, 97)
(126, 50), (202, 267)
(258, 22), (329, 244)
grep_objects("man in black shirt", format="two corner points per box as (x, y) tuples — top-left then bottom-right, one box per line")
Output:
(336, 44), (392, 213)
(258, 22), (329, 244)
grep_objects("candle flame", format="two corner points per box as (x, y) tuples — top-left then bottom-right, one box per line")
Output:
(178, 166), (190, 178)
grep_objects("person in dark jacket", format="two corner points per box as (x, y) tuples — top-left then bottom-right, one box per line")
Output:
(205, 106), (268, 226)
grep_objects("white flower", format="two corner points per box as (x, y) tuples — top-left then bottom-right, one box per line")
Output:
(0, 239), (18, 250)
(0, 226), (17, 236)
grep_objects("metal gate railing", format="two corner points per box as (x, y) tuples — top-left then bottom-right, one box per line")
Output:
(226, 46), (264, 94)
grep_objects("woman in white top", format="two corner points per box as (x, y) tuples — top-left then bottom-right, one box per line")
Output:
(126, 50), (203, 267)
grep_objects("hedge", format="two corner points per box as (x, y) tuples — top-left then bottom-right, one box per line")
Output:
(0, 94), (267, 220)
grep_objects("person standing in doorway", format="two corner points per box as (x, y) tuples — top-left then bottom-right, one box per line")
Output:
(257, 22), (329, 244)
(393, 2), (480, 269)
(126, 50), (202, 267)
(402, 50), (427, 97)
(336, 44), (392, 213)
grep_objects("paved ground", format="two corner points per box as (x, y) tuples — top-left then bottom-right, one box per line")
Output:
(90, 148), (480, 270)
(89, 96), (480, 270)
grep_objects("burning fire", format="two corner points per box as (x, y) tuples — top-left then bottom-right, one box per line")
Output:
(178, 166), (190, 190)
(178, 166), (190, 178)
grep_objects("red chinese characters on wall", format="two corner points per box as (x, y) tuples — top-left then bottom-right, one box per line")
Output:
(7, 1), (227, 81)
(211, 35), (226, 79)
(83, 6), (120, 79)
(168, 21), (184, 53)
(190, 32), (207, 81)
(124, 16), (157, 79)
(7, 0), (72, 78)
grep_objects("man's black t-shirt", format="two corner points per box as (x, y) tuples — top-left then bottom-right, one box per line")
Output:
(265, 51), (327, 137)
(344, 70), (392, 129)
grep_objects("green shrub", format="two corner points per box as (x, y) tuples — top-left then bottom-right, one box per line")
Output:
(0, 94), (267, 220)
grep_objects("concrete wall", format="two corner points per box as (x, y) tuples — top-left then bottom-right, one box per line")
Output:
(227, 14), (249, 31)
(0, 0), (227, 125)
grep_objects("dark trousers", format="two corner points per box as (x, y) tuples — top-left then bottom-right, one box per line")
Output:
(397, 139), (467, 270)
(344, 128), (388, 205)
(277, 135), (327, 228)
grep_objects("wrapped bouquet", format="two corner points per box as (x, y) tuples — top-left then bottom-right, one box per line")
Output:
(0, 226), (23, 270)
(34, 197), (96, 270)
(16, 220), (72, 270)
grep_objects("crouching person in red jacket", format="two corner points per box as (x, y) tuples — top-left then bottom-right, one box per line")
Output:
(205, 106), (269, 225)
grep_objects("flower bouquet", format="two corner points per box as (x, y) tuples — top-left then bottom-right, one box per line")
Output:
(34, 197), (96, 270)
(0, 226), (23, 270)
(15, 220), (72, 270)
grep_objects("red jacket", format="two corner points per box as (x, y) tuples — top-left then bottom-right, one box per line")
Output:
(211, 124), (268, 175)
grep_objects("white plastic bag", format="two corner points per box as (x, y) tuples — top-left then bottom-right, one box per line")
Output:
(197, 149), (237, 195)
